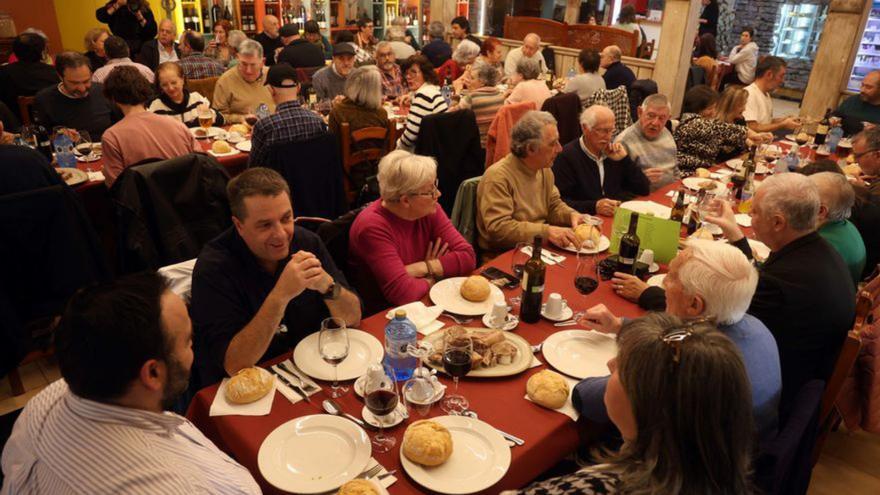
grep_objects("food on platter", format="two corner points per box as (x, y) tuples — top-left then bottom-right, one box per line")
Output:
(337, 479), (379, 495)
(402, 420), (453, 466)
(574, 224), (602, 249)
(225, 367), (272, 404)
(843, 163), (861, 176)
(690, 227), (714, 240)
(459, 275), (491, 302)
(428, 326), (518, 370)
(698, 180), (716, 190)
(526, 370), (570, 409)
(695, 167), (711, 178)
(194, 128), (208, 138)
(228, 123), (251, 135)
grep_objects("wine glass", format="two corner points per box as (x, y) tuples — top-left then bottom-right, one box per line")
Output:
(439, 334), (472, 414)
(511, 241), (529, 278)
(72, 130), (99, 172)
(318, 317), (349, 398)
(363, 363), (399, 453)
(575, 250), (599, 295)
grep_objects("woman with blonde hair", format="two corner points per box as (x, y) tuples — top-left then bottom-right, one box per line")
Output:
(716, 84), (749, 125)
(84, 27), (111, 70)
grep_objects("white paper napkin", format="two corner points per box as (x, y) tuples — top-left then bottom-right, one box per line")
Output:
(385, 302), (445, 336)
(529, 355), (543, 368)
(87, 171), (105, 182)
(363, 457), (397, 489)
(523, 374), (581, 422)
(520, 245), (565, 265)
(271, 361), (323, 404)
(735, 213), (752, 227)
(209, 377), (276, 416)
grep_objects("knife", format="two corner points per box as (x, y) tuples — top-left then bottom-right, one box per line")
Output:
(280, 361), (318, 392)
(270, 367), (311, 403)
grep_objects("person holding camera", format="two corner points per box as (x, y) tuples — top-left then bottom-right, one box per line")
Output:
(96, 0), (158, 58)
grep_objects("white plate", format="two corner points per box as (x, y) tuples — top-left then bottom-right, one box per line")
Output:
(429, 277), (506, 316)
(258, 415), (372, 494)
(647, 274), (666, 287)
(235, 140), (252, 152)
(208, 147), (241, 157)
(619, 200), (671, 219)
(190, 126), (224, 139)
(748, 238), (771, 262)
(423, 329), (533, 378)
(682, 177), (725, 194)
(400, 415), (510, 494)
(725, 158), (743, 170)
(559, 235), (610, 254)
(541, 303), (573, 322)
(542, 330), (618, 380)
(57, 168), (88, 186)
(482, 312), (519, 330)
(735, 213), (752, 227)
(293, 329), (384, 381)
(361, 403), (408, 428)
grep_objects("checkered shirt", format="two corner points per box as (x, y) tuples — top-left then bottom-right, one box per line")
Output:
(248, 100), (328, 167)
(380, 64), (406, 100)
(584, 86), (632, 137)
(178, 52), (227, 80)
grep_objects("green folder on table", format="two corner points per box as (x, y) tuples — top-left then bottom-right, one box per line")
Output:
(609, 208), (680, 263)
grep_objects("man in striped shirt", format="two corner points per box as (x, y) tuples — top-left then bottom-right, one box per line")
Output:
(1, 272), (260, 494)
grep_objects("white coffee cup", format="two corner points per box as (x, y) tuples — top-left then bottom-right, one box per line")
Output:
(545, 293), (566, 319)
(490, 301), (509, 328)
(639, 249), (655, 267)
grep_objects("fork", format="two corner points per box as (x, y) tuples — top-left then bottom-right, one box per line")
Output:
(280, 362), (319, 392)
(355, 464), (383, 480)
(440, 312), (473, 325)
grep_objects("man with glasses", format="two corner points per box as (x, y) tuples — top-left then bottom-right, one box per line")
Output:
(553, 105), (649, 217)
(374, 42), (405, 101)
(213, 39), (275, 124)
(137, 18), (179, 71)
(615, 94), (678, 190)
(851, 126), (880, 196)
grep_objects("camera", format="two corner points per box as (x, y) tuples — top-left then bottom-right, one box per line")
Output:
(128, 0), (142, 12)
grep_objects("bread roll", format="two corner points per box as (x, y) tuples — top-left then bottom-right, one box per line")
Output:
(695, 167), (711, 178)
(212, 140), (232, 154)
(574, 224), (602, 249)
(527, 370), (569, 409)
(225, 367), (273, 404)
(460, 275), (490, 302)
(402, 420), (453, 466)
(337, 479), (379, 495)
(228, 123), (251, 135)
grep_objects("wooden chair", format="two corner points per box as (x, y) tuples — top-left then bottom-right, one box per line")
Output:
(339, 121), (394, 205)
(17, 95), (35, 126)
(639, 39), (655, 60)
(186, 76), (220, 104)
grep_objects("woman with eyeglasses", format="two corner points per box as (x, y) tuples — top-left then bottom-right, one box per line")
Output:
(348, 150), (476, 312)
(504, 313), (755, 495)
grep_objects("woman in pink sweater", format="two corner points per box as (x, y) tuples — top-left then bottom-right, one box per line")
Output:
(349, 150), (476, 311)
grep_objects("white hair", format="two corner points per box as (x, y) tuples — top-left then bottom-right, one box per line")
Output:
(344, 66), (382, 110)
(238, 39), (264, 58)
(809, 172), (855, 222)
(758, 173), (820, 232)
(640, 93), (671, 113)
(453, 40), (481, 64)
(676, 239), (758, 325)
(227, 30), (248, 50)
(378, 150), (438, 201)
(580, 104), (613, 128)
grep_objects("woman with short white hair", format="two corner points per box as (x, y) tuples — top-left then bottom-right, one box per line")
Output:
(348, 150), (476, 311)
(505, 57), (552, 108)
(437, 40), (480, 83)
(458, 62), (505, 147)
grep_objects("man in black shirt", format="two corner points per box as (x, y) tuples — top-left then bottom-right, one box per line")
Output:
(255, 15), (283, 66)
(599, 45), (635, 90)
(190, 168), (361, 387)
(95, 0), (158, 57)
(276, 24), (325, 69)
(0, 32), (59, 121)
(34, 52), (116, 140)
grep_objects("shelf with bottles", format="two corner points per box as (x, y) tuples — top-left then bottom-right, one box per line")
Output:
(178, 0), (206, 33)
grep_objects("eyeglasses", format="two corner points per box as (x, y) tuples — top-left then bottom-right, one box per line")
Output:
(406, 179), (440, 198)
(591, 127), (615, 136)
(661, 317), (712, 367)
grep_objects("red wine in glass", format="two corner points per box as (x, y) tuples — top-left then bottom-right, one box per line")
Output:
(244, 116), (258, 126)
(443, 349), (472, 378)
(575, 276), (599, 295)
(365, 389), (399, 417)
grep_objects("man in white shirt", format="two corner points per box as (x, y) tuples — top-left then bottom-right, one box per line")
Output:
(504, 33), (547, 78)
(1, 272), (260, 495)
(723, 27), (759, 86)
(743, 56), (801, 133)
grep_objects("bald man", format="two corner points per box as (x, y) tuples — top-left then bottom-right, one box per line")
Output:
(836, 70), (880, 136)
(137, 18), (179, 71)
(255, 15), (283, 65)
(504, 33), (547, 78)
(600, 45), (635, 90)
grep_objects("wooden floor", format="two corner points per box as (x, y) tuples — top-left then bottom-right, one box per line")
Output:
(2, 358), (879, 493)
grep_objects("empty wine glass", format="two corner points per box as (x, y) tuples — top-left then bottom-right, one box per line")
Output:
(440, 334), (472, 414)
(318, 317), (349, 398)
(363, 363), (399, 453)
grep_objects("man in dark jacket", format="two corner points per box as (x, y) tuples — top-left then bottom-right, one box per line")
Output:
(95, 0), (158, 57)
(137, 18), (180, 71)
(276, 24), (325, 69)
(0, 33), (59, 121)
(255, 15), (283, 66)
(599, 45), (635, 90)
(552, 105), (649, 216)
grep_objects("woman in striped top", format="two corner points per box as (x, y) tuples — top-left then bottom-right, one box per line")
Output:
(397, 55), (448, 151)
(458, 61), (505, 148)
(148, 62), (224, 127)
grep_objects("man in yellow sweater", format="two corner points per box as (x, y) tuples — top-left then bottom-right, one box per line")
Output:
(213, 39), (275, 124)
(477, 110), (583, 258)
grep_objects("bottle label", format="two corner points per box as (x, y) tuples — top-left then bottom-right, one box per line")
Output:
(817, 124), (829, 134)
(529, 284), (544, 294)
(521, 272), (529, 291)
(619, 256), (634, 265)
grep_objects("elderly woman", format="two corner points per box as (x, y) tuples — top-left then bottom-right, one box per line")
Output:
(505, 58), (551, 108)
(225, 30), (248, 69)
(504, 314), (755, 495)
(563, 48), (605, 103)
(458, 62), (505, 147)
(348, 150), (476, 311)
(84, 27), (111, 71)
(148, 61), (224, 127)
(437, 39), (480, 83)
(206, 19), (234, 65)
(397, 55), (448, 151)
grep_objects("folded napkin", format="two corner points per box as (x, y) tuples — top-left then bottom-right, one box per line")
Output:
(523, 373), (581, 422)
(87, 171), (105, 182)
(520, 245), (566, 265)
(364, 457), (397, 490)
(385, 302), (444, 336)
(272, 360), (323, 404)
(209, 376), (276, 417)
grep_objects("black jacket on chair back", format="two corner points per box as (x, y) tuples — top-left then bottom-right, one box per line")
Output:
(541, 92), (582, 147)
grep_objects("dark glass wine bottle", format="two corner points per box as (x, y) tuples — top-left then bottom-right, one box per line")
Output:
(815, 108), (831, 146)
(519, 236), (546, 324)
(33, 116), (52, 162)
(670, 189), (686, 222)
(618, 213), (640, 274)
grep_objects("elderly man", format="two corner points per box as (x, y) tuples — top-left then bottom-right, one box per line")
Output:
(504, 33), (547, 78)
(34, 52), (116, 139)
(178, 31), (226, 80)
(477, 111), (582, 256)
(451, 16), (482, 48)
(248, 64), (326, 167)
(213, 40), (275, 124)
(614, 94), (678, 190)
(576, 240), (782, 438)
(276, 24), (325, 69)
(190, 168), (361, 387)
(553, 105), (649, 216)
(92, 35), (154, 84)
(137, 18), (179, 71)
(743, 56), (801, 133)
(1, 272), (260, 493)
(375, 42), (406, 101)
(312, 43), (356, 101)
(422, 21), (452, 68)
(810, 172), (866, 285)
(256, 15), (283, 65)
(836, 70), (880, 136)
(599, 45), (635, 90)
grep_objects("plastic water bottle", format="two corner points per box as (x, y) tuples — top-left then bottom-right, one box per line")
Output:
(828, 124), (844, 154)
(53, 133), (77, 168)
(440, 77), (452, 107)
(383, 310), (418, 381)
(255, 103), (270, 120)
(782, 148), (800, 172)
(567, 67), (576, 79)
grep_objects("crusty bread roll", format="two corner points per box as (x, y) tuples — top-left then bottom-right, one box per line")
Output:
(225, 367), (273, 404)
(337, 479), (379, 495)
(212, 140), (232, 154)
(527, 370), (569, 409)
(574, 224), (601, 249)
(843, 163), (861, 176)
(460, 275), (490, 302)
(228, 123), (251, 135)
(695, 167), (711, 178)
(402, 420), (453, 466)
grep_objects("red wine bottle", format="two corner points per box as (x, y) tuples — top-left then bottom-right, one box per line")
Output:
(618, 213), (640, 274)
(519, 236), (545, 323)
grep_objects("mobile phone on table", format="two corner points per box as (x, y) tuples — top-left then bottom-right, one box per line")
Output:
(480, 267), (520, 290)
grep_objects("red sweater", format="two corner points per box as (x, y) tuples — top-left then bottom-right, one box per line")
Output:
(349, 201), (476, 308)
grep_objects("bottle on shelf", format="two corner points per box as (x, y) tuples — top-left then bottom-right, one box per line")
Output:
(670, 189), (687, 222)
(383, 310), (418, 381)
(519, 236), (546, 324)
(814, 108), (831, 146)
(618, 213), (641, 274)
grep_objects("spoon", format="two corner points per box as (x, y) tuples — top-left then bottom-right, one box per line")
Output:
(322, 399), (374, 430)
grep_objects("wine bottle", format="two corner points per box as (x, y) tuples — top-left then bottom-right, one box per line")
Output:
(670, 189), (686, 222)
(618, 213), (640, 274)
(33, 116), (53, 162)
(732, 146), (756, 201)
(519, 236), (546, 324)
(815, 108), (831, 146)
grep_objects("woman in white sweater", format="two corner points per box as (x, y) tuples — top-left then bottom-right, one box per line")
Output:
(148, 62), (224, 127)
(397, 55), (448, 151)
(722, 27), (759, 87)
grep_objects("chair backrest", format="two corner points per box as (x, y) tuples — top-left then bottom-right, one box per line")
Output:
(17, 95), (35, 126)
(339, 121), (392, 205)
(316, 205), (367, 291)
(485, 101), (537, 168)
(503, 16), (568, 47)
(566, 24), (639, 57)
(541, 91), (582, 147)
(584, 86), (632, 137)
(295, 66), (324, 93)
(627, 79), (659, 123)
(187, 76), (220, 104)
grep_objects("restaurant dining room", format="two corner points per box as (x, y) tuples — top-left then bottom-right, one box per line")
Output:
(3, 0), (880, 493)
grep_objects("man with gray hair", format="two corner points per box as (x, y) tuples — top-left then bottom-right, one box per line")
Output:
(374, 42), (405, 100)
(213, 39), (275, 124)
(599, 45), (635, 90)
(477, 110), (582, 256)
(255, 14), (282, 65)
(614, 94), (679, 190)
(422, 21), (452, 68)
(137, 18), (179, 71)
(810, 172), (866, 285)
(577, 239), (782, 438)
(504, 33), (547, 78)
(553, 105), (649, 216)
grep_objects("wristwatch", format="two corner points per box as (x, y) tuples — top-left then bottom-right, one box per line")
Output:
(321, 279), (341, 300)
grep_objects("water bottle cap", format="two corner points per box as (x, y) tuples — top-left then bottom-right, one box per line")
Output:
(395, 309), (406, 319)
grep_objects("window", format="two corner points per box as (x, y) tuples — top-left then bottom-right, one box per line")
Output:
(771, 3), (826, 60)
